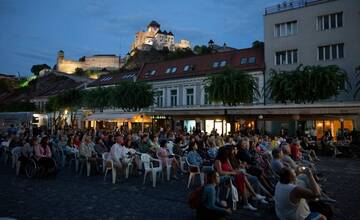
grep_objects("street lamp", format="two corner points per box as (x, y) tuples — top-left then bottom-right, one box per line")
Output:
(340, 117), (344, 140)
(258, 115), (264, 135)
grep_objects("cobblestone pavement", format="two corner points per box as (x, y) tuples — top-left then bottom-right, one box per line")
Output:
(0, 157), (359, 220)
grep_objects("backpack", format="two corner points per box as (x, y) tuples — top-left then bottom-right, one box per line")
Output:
(188, 186), (204, 209)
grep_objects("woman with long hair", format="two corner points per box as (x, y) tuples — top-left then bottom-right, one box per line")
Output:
(34, 136), (56, 177)
(214, 147), (261, 211)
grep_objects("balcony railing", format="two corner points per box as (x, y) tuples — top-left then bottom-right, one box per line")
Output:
(264, 0), (333, 15)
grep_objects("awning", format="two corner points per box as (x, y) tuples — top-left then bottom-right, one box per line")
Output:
(85, 113), (137, 121)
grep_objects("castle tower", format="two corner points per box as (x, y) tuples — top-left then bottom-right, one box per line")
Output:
(147, 20), (160, 33)
(57, 50), (64, 63)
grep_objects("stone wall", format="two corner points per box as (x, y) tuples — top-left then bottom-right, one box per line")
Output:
(57, 56), (121, 74)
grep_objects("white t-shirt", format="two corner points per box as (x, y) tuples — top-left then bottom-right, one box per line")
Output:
(110, 143), (127, 162)
(274, 182), (310, 220)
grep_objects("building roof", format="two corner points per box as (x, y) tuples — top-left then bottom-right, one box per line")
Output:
(167, 31), (173, 36)
(138, 47), (265, 82)
(0, 73), (16, 78)
(148, 20), (160, 28)
(264, 0), (332, 15)
(29, 74), (84, 99)
(87, 70), (139, 87)
(92, 54), (117, 57)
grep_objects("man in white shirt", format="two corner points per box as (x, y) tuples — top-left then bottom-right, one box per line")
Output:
(110, 135), (128, 177)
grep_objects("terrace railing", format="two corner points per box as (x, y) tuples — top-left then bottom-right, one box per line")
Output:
(264, 0), (334, 15)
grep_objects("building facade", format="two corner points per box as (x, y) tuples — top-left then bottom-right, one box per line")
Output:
(264, 0), (360, 137)
(264, 0), (360, 100)
(56, 50), (122, 74)
(137, 47), (265, 134)
(131, 21), (191, 52)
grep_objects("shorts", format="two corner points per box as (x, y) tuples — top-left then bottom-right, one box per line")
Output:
(305, 212), (322, 220)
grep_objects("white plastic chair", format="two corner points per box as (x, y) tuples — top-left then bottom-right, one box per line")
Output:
(156, 151), (172, 181)
(141, 153), (162, 187)
(176, 155), (187, 173)
(103, 152), (116, 184)
(186, 157), (204, 188)
(124, 155), (134, 179)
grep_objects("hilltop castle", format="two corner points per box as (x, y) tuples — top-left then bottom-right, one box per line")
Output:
(131, 20), (191, 52)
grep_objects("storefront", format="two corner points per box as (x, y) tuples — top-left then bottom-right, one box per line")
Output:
(313, 119), (353, 140)
(85, 112), (152, 131)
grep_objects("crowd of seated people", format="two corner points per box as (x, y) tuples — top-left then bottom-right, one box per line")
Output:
(0, 124), (340, 220)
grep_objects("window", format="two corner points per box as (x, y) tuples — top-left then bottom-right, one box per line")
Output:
(212, 62), (219, 68)
(183, 64), (195, 72)
(183, 65), (190, 71)
(204, 87), (210, 105)
(166, 67), (177, 74)
(186, 88), (194, 105)
(170, 89), (177, 107)
(155, 91), (163, 107)
(100, 76), (112, 81)
(144, 70), (156, 78)
(240, 57), (248, 64)
(275, 50), (298, 65)
(248, 57), (256, 64)
(317, 12), (343, 31)
(213, 61), (226, 68)
(274, 21), (297, 37)
(318, 43), (344, 61)
(122, 72), (136, 79)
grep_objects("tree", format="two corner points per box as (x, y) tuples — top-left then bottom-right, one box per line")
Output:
(165, 48), (194, 60)
(0, 79), (12, 94)
(193, 45), (212, 55)
(354, 66), (360, 98)
(206, 68), (259, 106)
(206, 68), (259, 134)
(83, 87), (113, 112)
(31, 64), (50, 76)
(74, 68), (85, 76)
(45, 96), (63, 130)
(112, 81), (154, 111)
(252, 40), (264, 48)
(45, 89), (83, 128)
(266, 65), (349, 104)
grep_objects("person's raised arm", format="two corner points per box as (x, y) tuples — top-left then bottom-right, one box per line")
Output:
(290, 168), (321, 203)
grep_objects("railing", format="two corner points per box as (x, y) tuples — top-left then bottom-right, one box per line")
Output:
(264, 0), (332, 15)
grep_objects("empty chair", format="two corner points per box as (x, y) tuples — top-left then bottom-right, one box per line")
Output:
(103, 152), (116, 184)
(186, 157), (204, 188)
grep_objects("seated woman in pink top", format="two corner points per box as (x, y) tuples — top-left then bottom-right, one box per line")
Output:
(34, 136), (56, 177)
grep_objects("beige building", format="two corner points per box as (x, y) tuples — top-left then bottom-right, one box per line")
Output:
(131, 20), (191, 52)
(264, 0), (360, 101)
(263, 0), (360, 136)
(56, 50), (122, 74)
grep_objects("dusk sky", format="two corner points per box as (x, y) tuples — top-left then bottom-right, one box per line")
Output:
(0, 0), (280, 76)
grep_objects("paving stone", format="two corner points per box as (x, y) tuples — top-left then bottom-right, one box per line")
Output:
(1, 157), (359, 219)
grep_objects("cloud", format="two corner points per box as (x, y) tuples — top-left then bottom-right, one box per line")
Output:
(84, 0), (109, 16)
(12, 50), (53, 63)
(101, 15), (151, 36)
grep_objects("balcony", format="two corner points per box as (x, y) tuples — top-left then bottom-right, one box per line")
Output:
(264, 0), (334, 15)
